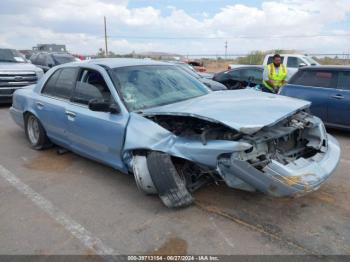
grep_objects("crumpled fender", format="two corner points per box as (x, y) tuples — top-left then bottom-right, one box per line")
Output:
(123, 113), (252, 168)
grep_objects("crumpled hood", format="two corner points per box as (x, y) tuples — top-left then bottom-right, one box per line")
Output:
(142, 89), (311, 135)
(0, 62), (40, 71)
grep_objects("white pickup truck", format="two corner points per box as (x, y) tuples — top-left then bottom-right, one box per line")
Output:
(263, 54), (320, 81)
(228, 54), (320, 81)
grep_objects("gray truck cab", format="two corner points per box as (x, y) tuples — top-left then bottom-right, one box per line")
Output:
(0, 48), (44, 103)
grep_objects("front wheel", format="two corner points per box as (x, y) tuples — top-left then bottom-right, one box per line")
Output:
(24, 113), (51, 150)
(147, 152), (194, 208)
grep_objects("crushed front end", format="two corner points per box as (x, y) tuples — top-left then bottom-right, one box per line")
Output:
(217, 111), (341, 197)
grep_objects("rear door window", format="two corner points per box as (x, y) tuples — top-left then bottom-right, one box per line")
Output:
(42, 68), (78, 99)
(228, 69), (240, 79)
(339, 71), (350, 90)
(42, 69), (61, 96)
(290, 70), (338, 88)
(241, 68), (263, 81)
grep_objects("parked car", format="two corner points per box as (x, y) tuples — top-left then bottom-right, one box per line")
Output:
(30, 52), (79, 73)
(280, 66), (350, 130)
(0, 48), (43, 104)
(19, 50), (35, 60)
(213, 66), (263, 90)
(10, 59), (340, 208)
(187, 61), (207, 72)
(169, 61), (226, 91)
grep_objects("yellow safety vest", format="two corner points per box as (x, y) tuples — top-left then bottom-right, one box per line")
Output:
(263, 63), (287, 92)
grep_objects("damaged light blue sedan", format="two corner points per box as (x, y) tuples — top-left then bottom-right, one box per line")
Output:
(10, 59), (341, 208)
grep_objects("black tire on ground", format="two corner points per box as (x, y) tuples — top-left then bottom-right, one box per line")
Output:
(147, 151), (194, 208)
(24, 113), (51, 150)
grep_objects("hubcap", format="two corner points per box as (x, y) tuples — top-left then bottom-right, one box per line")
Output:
(27, 116), (40, 145)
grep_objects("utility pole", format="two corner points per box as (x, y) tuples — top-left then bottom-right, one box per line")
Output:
(224, 40), (228, 60)
(104, 16), (108, 57)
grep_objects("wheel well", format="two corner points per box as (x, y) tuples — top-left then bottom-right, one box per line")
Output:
(131, 150), (217, 193)
(23, 111), (33, 120)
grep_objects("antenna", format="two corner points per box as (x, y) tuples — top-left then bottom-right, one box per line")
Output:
(224, 40), (228, 59)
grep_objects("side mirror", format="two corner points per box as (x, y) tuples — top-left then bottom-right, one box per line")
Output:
(299, 63), (307, 67)
(48, 64), (54, 68)
(88, 99), (120, 114)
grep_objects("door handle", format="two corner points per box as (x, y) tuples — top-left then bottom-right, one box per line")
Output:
(331, 94), (344, 99)
(65, 111), (76, 118)
(36, 102), (44, 109)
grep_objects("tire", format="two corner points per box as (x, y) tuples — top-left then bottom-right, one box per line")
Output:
(133, 155), (158, 195)
(24, 113), (51, 150)
(147, 152), (194, 208)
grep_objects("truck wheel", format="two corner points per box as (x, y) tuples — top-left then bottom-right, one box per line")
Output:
(147, 152), (194, 208)
(24, 113), (51, 150)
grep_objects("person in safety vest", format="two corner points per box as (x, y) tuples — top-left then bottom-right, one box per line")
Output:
(262, 54), (287, 93)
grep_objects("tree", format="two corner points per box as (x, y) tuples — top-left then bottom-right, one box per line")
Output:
(237, 51), (265, 65)
(97, 48), (105, 58)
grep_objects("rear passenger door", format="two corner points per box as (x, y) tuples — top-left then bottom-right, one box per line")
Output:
(285, 70), (336, 122)
(37, 67), (78, 148)
(215, 69), (242, 89)
(328, 71), (350, 127)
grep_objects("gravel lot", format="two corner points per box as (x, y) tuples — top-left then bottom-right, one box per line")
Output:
(0, 105), (349, 255)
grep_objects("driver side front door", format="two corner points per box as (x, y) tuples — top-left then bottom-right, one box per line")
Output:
(65, 67), (129, 171)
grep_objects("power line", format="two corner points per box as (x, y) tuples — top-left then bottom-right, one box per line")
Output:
(104, 33), (350, 40)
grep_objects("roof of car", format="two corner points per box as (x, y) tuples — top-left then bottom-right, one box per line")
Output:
(230, 65), (264, 70)
(265, 53), (308, 57)
(86, 58), (170, 68)
(299, 65), (350, 71)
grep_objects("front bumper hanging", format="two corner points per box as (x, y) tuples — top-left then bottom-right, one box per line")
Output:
(218, 135), (340, 197)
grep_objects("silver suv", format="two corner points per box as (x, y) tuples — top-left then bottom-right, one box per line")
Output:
(0, 48), (43, 104)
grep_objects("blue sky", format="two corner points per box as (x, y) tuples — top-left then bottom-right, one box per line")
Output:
(128, 0), (263, 18)
(0, 0), (350, 55)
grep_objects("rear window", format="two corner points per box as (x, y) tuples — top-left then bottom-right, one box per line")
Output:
(53, 55), (76, 65)
(289, 70), (337, 88)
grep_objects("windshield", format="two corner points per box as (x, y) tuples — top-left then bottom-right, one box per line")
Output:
(0, 49), (27, 63)
(53, 55), (76, 64)
(112, 65), (209, 111)
(303, 56), (319, 65)
(175, 64), (201, 79)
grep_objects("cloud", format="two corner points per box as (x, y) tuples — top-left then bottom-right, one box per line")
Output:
(0, 0), (350, 55)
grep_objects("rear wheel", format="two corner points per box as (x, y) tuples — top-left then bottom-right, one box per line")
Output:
(24, 113), (51, 150)
(147, 152), (194, 208)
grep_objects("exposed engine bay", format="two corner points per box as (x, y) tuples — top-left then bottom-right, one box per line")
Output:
(142, 111), (332, 197)
(146, 115), (243, 144)
(146, 111), (326, 169)
(235, 111), (327, 169)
